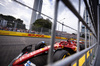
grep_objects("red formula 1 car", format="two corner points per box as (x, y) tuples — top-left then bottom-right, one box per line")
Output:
(9, 41), (77, 66)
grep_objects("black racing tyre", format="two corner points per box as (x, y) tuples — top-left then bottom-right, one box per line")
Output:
(35, 41), (47, 50)
(30, 53), (48, 66)
(53, 50), (70, 62)
(80, 44), (85, 50)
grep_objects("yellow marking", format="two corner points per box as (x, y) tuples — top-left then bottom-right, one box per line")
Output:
(62, 55), (66, 59)
(90, 49), (92, 53)
(79, 54), (85, 66)
(90, 33), (92, 36)
(67, 53), (70, 56)
(87, 51), (89, 58)
(74, 47), (77, 51)
(61, 37), (67, 39)
(41, 48), (44, 50)
(73, 49), (92, 66)
(73, 54), (85, 66)
(15, 60), (18, 63)
(73, 63), (76, 66)
(62, 46), (64, 48)
(70, 38), (74, 40)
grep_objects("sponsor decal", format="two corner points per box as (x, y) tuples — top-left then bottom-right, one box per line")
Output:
(15, 60), (18, 63)
(56, 36), (61, 39)
(28, 34), (35, 36)
(20, 58), (22, 61)
(31, 53), (33, 55)
(27, 54), (29, 57)
(40, 48), (44, 51)
(0, 32), (9, 35)
(28, 34), (44, 37)
(22, 34), (27, 36)
(20, 56), (25, 61)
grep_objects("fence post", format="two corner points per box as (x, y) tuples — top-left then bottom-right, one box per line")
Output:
(48, 0), (59, 64)
(77, 0), (81, 66)
(85, 8), (87, 66)
(62, 22), (64, 37)
(88, 31), (91, 66)
(88, 13), (91, 66)
(91, 33), (94, 65)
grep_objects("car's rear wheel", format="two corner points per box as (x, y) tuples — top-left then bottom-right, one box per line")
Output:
(53, 50), (70, 62)
(80, 44), (85, 50)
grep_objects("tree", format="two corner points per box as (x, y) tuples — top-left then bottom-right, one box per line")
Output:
(0, 14), (16, 27)
(15, 19), (23, 24)
(0, 14), (26, 29)
(0, 14), (16, 21)
(81, 34), (85, 38)
(80, 34), (89, 39)
(33, 19), (52, 29)
(72, 33), (76, 35)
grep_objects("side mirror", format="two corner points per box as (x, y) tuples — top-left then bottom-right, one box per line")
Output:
(22, 45), (32, 54)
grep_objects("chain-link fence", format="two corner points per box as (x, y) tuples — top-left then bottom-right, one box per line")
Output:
(32, 25), (51, 35)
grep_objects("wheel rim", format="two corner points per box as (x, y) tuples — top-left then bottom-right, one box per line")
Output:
(62, 55), (66, 59)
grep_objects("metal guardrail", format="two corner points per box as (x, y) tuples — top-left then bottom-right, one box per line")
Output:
(50, 43), (97, 66)
(83, 0), (96, 33)
(47, 0), (98, 66)
(62, 0), (97, 38)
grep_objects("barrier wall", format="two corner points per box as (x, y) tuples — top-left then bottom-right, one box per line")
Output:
(73, 49), (92, 66)
(0, 30), (67, 40)
(0, 30), (86, 41)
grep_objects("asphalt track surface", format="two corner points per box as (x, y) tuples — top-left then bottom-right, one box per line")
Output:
(0, 36), (66, 66)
